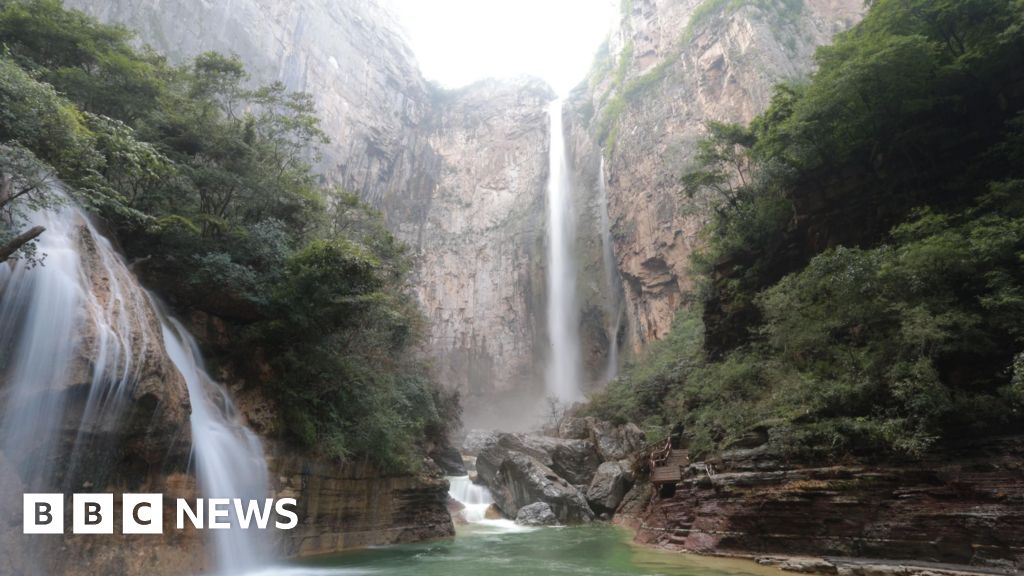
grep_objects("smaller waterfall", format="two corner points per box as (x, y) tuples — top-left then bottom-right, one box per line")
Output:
(545, 99), (583, 402)
(448, 476), (495, 523)
(163, 319), (271, 576)
(597, 155), (624, 383)
(0, 195), (155, 491)
(0, 185), (271, 575)
(447, 476), (529, 531)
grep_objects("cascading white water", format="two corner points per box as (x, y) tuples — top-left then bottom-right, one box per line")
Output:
(447, 475), (529, 532)
(0, 195), (155, 490)
(163, 318), (270, 576)
(447, 475), (494, 523)
(545, 99), (583, 402)
(0, 186), (270, 575)
(597, 155), (623, 383)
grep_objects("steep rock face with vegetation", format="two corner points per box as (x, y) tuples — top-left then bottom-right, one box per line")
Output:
(67, 0), (554, 416)
(0, 0), (456, 569)
(566, 0), (865, 357)
(586, 0), (1024, 563)
(64, 0), (441, 211)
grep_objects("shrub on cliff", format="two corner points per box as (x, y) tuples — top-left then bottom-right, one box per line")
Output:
(0, 0), (459, 471)
(590, 0), (1024, 459)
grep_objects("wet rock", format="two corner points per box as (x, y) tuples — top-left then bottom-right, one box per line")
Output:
(484, 504), (504, 520)
(494, 432), (601, 485)
(516, 502), (558, 526)
(448, 498), (468, 525)
(586, 460), (634, 515)
(478, 448), (593, 524)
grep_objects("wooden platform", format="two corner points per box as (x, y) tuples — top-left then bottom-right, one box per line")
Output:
(651, 449), (689, 485)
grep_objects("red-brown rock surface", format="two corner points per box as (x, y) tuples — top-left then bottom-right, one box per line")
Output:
(632, 437), (1024, 571)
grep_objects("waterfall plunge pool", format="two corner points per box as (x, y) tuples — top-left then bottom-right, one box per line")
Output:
(264, 524), (784, 576)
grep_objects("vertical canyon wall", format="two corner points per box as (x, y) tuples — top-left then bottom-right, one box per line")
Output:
(65, 0), (867, 415)
(64, 0), (554, 420)
(566, 0), (866, 359)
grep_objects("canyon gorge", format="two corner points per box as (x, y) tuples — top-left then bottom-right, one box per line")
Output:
(3, 0), (1024, 574)
(65, 0), (866, 411)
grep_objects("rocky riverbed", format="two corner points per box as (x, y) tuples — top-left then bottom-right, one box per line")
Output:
(453, 420), (1024, 574)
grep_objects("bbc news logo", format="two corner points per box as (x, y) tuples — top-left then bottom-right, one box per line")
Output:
(24, 494), (298, 534)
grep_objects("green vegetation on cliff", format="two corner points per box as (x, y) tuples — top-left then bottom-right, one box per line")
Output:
(0, 0), (459, 470)
(587, 0), (1024, 460)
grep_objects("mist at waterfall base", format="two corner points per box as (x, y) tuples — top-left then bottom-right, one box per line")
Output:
(0, 188), (275, 575)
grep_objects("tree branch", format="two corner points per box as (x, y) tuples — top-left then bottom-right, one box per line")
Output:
(0, 226), (45, 261)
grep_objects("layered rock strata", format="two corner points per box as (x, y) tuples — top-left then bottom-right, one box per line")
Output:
(634, 437), (1024, 572)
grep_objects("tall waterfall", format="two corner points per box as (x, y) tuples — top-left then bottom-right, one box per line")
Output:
(545, 99), (583, 402)
(0, 187), (270, 575)
(598, 155), (624, 382)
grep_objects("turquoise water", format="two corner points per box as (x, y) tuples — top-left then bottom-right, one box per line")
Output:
(263, 524), (782, 576)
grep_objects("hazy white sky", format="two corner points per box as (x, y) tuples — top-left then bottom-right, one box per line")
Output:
(387, 0), (618, 95)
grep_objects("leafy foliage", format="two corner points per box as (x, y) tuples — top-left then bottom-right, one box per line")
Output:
(0, 0), (459, 470)
(589, 0), (1024, 460)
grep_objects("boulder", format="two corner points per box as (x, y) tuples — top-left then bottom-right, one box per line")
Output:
(586, 460), (634, 515)
(462, 429), (499, 455)
(558, 417), (590, 440)
(478, 447), (593, 524)
(549, 441), (602, 485)
(515, 502), (558, 526)
(494, 433), (601, 485)
(484, 504), (504, 520)
(616, 481), (653, 517)
(588, 420), (645, 461)
(447, 498), (467, 525)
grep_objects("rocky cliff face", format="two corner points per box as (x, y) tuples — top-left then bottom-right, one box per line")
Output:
(0, 295), (452, 576)
(65, 0), (555, 419)
(64, 0), (439, 214)
(630, 437), (1024, 572)
(566, 0), (865, 359)
(413, 79), (553, 425)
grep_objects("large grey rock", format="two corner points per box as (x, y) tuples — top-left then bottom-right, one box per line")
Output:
(478, 447), (593, 524)
(558, 417), (590, 440)
(616, 481), (654, 518)
(588, 420), (645, 462)
(586, 460), (634, 515)
(494, 433), (601, 486)
(515, 502), (558, 526)
(462, 430), (499, 456)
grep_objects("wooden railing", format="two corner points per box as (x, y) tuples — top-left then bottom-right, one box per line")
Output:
(649, 436), (673, 472)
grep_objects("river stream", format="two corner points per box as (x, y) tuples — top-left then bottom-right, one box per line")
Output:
(267, 522), (782, 576)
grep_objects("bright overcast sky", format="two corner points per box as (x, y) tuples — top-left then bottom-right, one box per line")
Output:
(386, 0), (618, 95)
